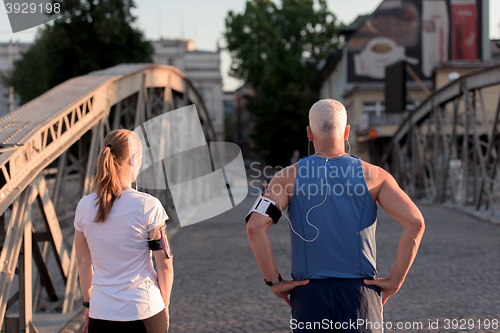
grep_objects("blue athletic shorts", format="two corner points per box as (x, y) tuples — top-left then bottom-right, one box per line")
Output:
(290, 278), (383, 333)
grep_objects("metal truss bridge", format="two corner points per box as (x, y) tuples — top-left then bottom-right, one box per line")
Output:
(381, 64), (500, 216)
(0, 64), (216, 332)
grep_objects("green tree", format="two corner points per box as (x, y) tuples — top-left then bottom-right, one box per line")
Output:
(225, 0), (343, 166)
(3, 0), (153, 105)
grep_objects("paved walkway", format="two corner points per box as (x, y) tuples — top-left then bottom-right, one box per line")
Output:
(60, 192), (500, 333)
(167, 194), (500, 333)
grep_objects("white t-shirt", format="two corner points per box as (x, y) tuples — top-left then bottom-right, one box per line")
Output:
(74, 188), (168, 321)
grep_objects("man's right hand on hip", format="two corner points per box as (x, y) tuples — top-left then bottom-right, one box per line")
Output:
(270, 279), (310, 306)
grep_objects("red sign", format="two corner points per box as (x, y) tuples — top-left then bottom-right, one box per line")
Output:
(451, 0), (478, 60)
(368, 128), (379, 141)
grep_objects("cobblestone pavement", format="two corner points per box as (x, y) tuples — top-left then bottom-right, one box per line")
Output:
(167, 194), (500, 333)
(60, 193), (500, 333)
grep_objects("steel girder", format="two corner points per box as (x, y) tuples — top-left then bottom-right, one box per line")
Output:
(0, 64), (216, 332)
(381, 64), (500, 215)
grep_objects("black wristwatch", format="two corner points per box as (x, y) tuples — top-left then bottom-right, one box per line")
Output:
(265, 274), (282, 286)
(82, 301), (90, 308)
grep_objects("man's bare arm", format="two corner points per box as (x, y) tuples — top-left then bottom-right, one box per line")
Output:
(364, 167), (425, 306)
(246, 167), (308, 306)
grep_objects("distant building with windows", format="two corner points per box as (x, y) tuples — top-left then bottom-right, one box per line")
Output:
(0, 41), (31, 117)
(151, 39), (224, 141)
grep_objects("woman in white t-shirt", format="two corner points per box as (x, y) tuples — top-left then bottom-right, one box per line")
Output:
(74, 129), (173, 333)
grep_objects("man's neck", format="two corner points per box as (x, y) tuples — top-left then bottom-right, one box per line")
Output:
(312, 141), (346, 158)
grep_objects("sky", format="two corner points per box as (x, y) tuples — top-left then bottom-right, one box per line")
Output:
(1, 0), (499, 91)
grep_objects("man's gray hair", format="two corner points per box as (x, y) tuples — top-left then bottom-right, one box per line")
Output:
(309, 99), (347, 138)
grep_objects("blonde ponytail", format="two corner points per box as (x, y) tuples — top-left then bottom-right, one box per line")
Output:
(93, 129), (141, 223)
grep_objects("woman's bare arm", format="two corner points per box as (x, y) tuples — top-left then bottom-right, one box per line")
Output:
(74, 230), (92, 332)
(150, 225), (173, 331)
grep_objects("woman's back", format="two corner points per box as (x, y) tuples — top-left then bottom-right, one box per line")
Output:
(75, 188), (168, 321)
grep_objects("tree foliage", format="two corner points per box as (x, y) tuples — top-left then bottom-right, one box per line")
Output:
(3, 0), (153, 105)
(225, 0), (343, 165)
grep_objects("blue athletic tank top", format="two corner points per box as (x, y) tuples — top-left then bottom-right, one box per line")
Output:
(287, 154), (378, 280)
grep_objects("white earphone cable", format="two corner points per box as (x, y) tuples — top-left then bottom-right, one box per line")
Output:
(264, 147), (349, 242)
(264, 187), (320, 242)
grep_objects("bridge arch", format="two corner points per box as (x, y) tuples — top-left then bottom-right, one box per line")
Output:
(381, 65), (500, 216)
(0, 63), (216, 331)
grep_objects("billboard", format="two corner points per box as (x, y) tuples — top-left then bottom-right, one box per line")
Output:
(346, 0), (484, 83)
(451, 0), (478, 60)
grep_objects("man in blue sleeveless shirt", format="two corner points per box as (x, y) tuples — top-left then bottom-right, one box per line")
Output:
(246, 99), (425, 332)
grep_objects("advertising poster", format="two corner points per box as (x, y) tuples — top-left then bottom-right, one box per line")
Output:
(347, 0), (423, 82)
(451, 0), (478, 60)
(346, 0), (482, 83)
(422, 0), (449, 78)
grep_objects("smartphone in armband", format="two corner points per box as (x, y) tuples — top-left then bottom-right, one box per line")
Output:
(148, 223), (173, 258)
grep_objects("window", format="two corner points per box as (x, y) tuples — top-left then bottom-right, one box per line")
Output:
(361, 101), (405, 126)
(362, 101), (385, 116)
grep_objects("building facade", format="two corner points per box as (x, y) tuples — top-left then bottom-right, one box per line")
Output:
(152, 39), (224, 141)
(314, 0), (495, 164)
(491, 40), (500, 59)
